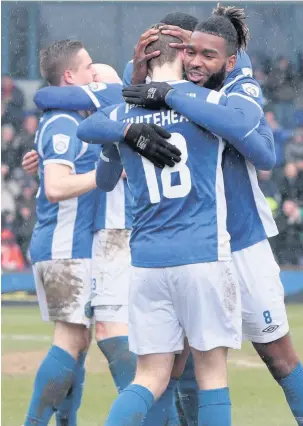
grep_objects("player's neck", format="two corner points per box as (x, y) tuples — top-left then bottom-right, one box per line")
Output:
(150, 62), (183, 83)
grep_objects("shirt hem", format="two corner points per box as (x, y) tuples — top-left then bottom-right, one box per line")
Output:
(131, 255), (231, 268)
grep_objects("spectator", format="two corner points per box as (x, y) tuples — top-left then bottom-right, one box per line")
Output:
(1, 74), (25, 130)
(285, 127), (303, 168)
(265, 110), (292, 169)
(1, 124), (18, 170)
(274, 200), (303, 265)
(13, 113), (38, 166)
(266, 56), (297, 128)
(281, 163), (303, 205)
(1, 229), (25, 272)
(1, 164), (19, 214)
(15, 184), (37, 262)
(258, 170), (280, 217)
(2, 210), (18, 235)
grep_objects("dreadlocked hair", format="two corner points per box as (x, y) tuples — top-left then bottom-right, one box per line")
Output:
(195, 3), (249, 55)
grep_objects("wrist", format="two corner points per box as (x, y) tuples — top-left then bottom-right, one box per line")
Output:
(124, 123), (132, 138)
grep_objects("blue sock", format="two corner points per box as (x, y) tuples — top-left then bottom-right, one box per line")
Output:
(24, 345), (77, 426)
(55, 351), (87, 425)
(198, 387), (231, 426)
(98, 336), (137, 393)
(143, 378), (179, 426)
(178, 353), (199, 425)
(105, 384), (154, 426)
(167, 387), (183, 426)
(278, 362), (303, 425)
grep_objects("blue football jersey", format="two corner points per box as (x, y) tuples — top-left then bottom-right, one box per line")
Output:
(93, 178), (133, 232)
(102, 81), (231, 268)
(30, 110), (99, 263)
(221, 52), (278, 251)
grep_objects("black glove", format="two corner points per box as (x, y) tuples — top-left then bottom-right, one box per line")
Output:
(125, 123), (181, 168)
(123, 82), (173, 109)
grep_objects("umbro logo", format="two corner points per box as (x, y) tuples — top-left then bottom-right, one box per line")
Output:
(262, 325), (279, 333)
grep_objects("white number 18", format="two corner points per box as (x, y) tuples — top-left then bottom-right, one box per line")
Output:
(141, 133), (192, 204)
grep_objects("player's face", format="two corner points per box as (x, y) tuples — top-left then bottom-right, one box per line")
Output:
(68, 48), (95, 85)
(183, 32), (236, 89)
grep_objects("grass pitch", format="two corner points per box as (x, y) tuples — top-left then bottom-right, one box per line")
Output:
(2, 304), (303, 425)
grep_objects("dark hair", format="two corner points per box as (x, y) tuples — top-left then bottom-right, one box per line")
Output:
(161, 12), (198, 32)
(195, 3), (249, 55)
(146, 23), (182, 70)
(40, 39), (85, 86)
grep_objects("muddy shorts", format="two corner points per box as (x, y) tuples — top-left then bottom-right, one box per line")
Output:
(32, 258), (92, 327)
(91, 229), (131, 323)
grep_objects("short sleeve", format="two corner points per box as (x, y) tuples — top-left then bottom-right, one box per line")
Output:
(42, 116), (79, 170)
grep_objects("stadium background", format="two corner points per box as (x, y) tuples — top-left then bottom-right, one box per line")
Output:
(1, 1), (303, 425)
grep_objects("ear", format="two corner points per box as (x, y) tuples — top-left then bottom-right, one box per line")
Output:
(226, 54), (236, 73)
(63, 69), (74, 85)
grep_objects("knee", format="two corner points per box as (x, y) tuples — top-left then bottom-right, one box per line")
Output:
(254, 337), (300, 380)
(135, 367), (171, 400)
(95, 321), (110, 341)
(95, 321), (128, 342)
(54, 322), (91, 356)
(260, 353), (299, 380)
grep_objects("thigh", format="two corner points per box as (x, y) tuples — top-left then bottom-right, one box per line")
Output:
(91, 229), (131, 323)
(128, 266), (184, 355)
(233, 240), (289, 343)
(36, 258), (92, 327)
(167, 261), (242, 352)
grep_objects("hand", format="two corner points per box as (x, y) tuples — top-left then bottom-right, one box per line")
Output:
(123, 82), (172, 108)
(22, 150), (39, 176)
(132, 28), (161, 84)
(160, 24), (192, 50)
(125, 123), (181, 168)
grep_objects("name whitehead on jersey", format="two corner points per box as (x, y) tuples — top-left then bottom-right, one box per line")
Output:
(123, 106), (189, 127)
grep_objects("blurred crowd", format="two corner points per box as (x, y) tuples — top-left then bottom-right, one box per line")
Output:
(253, 55), (303, 265)
(2, 75), (38, 271)
(1, 54), (303, 272)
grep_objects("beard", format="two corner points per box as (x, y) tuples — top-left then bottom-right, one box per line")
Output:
(199, 64), (226, 90)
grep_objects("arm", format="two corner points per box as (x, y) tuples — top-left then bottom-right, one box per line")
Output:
(42, 117), (96, 203)
(237, 116), (276, 170)
(164, 87), (276, 169)
(122, 81), (273, 169)
(34, 83), (123, 112)
(34, 86), (97, 111)
(77, 108), (128, 144)
(165, 88), (262, 142)
(45, 163), (96, 203)
(96, 144), (123, 192)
